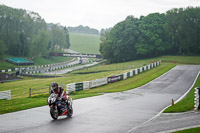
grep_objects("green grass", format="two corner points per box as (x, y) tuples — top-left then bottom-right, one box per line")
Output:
(0, 59), (158, 99)
(0, 60), (16, 70)
(164, 73), (200, 113)
(33, 56), (72, 65)
(72, 58), (156, 75)
(69, 33), (100, 54)
(0, 56), (72, 70)
(0, 63), (174, 114)
(0, 55), (200, 114)
(172, 127), (200, 133)
(0, 97), (47, 114)
(154, 56), (200, 64)
(84, 63), (175, 93)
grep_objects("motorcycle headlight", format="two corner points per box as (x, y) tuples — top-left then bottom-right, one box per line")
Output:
(48, 97), (56, 104)
(52, 97), (56, 103)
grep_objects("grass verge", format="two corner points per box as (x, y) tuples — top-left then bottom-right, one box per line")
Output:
(0, 56), (72, 70)
(84, 63), (175, 93)
(0, 63), (175, 114)
(172, 127), (200, 133)
(1, 55), (200, 114)
(164, 72), (200, 113)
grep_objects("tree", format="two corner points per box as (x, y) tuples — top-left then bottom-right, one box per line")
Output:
(0, 5), (48, 57)
(31, 30), (49, 59)
(64, 27), (70, 49)
(0, 40), (7, 58)
(100, 16), (140, 62)
(165, 7), (200, 55)
(135, 13), (167, 57)
(50, 25), (67, 51)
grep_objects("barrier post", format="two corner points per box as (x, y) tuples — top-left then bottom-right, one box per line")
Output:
(29, 88), (31, 98)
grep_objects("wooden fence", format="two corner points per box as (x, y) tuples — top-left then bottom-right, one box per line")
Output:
(29, 87), (51, 97)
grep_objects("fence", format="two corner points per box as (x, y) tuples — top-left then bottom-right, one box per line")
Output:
(0, 90), (11, 100)
(0, 58), (78, 73)
(29, 87), (50, 97)
(66, 61), (160, 92)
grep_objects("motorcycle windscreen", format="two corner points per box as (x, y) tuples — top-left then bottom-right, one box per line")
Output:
(56, 101), (63, 109)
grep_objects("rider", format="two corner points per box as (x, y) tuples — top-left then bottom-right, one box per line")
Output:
(51, 82), (68, 110)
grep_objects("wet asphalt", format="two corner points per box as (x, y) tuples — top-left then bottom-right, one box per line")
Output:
(0, 65), (200, 133)
(133, 111), (200, 133)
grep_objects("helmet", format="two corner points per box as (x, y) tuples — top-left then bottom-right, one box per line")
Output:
(52, 82), (58, 91)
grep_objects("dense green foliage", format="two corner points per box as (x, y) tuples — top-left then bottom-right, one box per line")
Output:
(100, 7), (200, 63)
(0, 5), (70, 60)
(68, 25), (99, 35)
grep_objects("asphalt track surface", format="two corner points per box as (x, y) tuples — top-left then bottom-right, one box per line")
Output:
(133, 111), (200, 133)
(0, 65), (200, 133)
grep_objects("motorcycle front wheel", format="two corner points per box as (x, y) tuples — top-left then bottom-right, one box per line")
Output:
(67, 107), (73, 118)
(50, 107), (58, 120)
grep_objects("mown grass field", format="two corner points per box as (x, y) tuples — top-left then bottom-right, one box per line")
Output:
(0, 55), (200, 114)
(69, 33), (100, 54)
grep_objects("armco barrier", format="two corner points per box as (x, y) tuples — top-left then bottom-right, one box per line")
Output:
(108, 76), (120, 83)
(132, 70), (135, 76)
(0, 90), (11, 100)
(66, 61), (160, 92)
(137, 68), (140, 74)
(135, 69), (138, 75)
(123, 73), (127, 80)
(83, 81), (90, 90)
(116, 74), (123, 81)
(67, 83), (76, 92)
(194, 87), (200, 110)
(75, 82), (83, 91)
(90, 78), (108, 88)
(127, 72), (130, 78)
(130, 70), (133, 77)
(0, 58), (77, 74)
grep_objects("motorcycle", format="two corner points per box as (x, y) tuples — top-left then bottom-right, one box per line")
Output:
(47, 91), (73, 120)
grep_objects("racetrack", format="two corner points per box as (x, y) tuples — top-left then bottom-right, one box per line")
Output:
(0, 65), (200, 133)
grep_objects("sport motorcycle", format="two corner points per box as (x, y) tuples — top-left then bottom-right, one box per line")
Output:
(47, 92), (73, 120)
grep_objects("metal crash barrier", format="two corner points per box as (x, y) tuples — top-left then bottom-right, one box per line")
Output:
(194, 87), (200, 110)
(0, 90), (11, 100)
(67, 61), (161, 92)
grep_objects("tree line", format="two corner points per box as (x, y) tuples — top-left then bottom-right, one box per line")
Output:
(68, 25), (99, 35)
(100, 7), (200, 63)
(0, 5), (70, 60)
